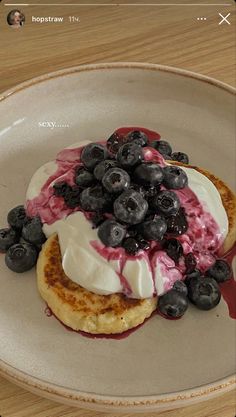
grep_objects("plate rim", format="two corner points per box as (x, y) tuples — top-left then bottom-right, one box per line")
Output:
(0, 62), (235, 410)
(1, 359), (235, 411)
(0, 62), (235, 103)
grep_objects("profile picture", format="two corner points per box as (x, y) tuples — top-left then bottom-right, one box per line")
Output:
(7, 9), (25, 28)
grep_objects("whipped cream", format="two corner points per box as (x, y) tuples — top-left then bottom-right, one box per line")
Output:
(43, 211), (180, 298)
(26, 132), (229, 299)
(179, 166), (228, 242)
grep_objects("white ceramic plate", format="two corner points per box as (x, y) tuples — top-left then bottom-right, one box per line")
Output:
(0, 63), (235, 412)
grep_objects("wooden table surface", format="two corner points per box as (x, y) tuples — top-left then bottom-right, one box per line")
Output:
(0, 0), (235, 416)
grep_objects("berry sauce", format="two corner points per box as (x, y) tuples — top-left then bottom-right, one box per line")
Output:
(26, 126), (235, 322)
(44, 304), (156, 339)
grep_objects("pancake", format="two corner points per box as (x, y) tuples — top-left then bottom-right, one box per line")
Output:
(37, 234), (157, 334)
(37, 165), (236, 334)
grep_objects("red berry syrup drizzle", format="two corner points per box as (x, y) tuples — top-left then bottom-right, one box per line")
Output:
(44, 304), (156, 339)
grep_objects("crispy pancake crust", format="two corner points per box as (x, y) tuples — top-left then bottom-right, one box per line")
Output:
(37, 234), (157, 334)
(37, 165), (236, 334)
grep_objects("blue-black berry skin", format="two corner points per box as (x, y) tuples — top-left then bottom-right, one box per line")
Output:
(158, 290), (188, 318)
(106, 132), (124, 154)
(163, 238), (183, 262)
(81, 143), (108, 171)
(173, 280), (188, 297)
(94, 160), (119, 181)
(113, 190), (148, 225)
(122, 237), (140, 255)
(133, 163), (164, 187)
(125, 130), (149, 147)
(98, 220), (126, 247)
(64, 186), (81, 208)
(75, 167), (95, 187)
(138, 216), (167, 241)
(206, 259), (232, 283)
(22, 217), (46, 246)
(53, 182), (71, 198)
(184, 269), (201, 287)
(166, 208), (188, 235)
(7, 205), (27, 230)
(188, 276), (221, 310)
(102, 168), (130, 194)
(0, 228), (19, 252)
(150, 140), (172, 157)
(172, 152), (189, 164)
(5, 243), (38, 273)
(116, 143), (143, 169)
(154, 190), (180, 216)
(79, 185), (112, 212)
(163, 166), (188, 189)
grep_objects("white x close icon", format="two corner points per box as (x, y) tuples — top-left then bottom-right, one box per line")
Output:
(219, 12), (231, 25)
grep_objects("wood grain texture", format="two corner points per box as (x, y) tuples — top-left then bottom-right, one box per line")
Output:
(0, 0), (235, 415)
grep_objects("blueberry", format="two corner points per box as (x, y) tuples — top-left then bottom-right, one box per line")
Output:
(64, 186), (81, 208)
(102, 168), (130, 194)
(206, 259), (232, 283)
(114, 190), (148, 225)
(22, 217), (46, 246)
(144, 185), (160, 201)
(171, 152), (189, 164)
(116, 143), (143, 169)
(125, 130), (148, 147)
(19, 236), (42, 253)
(158, 290), (188, 318)
(163, 166), (188, 189)
(94, 159), (119, 181)
(54, 183), (81, 208)
(81, 143), (108, 171)
(75, 167), (95, 187)
(173, 281), (188, 297)
(133, 162), (164, 187)
(129, 183), (146, 198)
(107, 132), (125, 154)
(161, 154), (173, 161)
(53, 181), (71, 197)
(188, 276), (221, 310)
(80, 185), (112, 212)
(166, 208), (188, 235)
(0, 228), (19, 252)
(137, 238), (150, 251)
(150, 140), (172, 157)
(91, 212), (106, 228)
(126, 225), (138, 238)
(5, 243), (38, 273)
(122, 237), (140, 255)
(185, 252), (197, 273)
(184, 269), (201, 287)
(98, 220), (126, 247)
(7, 205), (27, 230)
(154, 190), (180, 216)
(163, 238), (183, 263)
(138, 216), (167, 241)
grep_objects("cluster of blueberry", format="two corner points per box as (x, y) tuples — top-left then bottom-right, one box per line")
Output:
(158, 259), (232, 318)
(54, 131), (189, 254)
(0, 206), (45, 272)
(53, 130), (232, 316)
